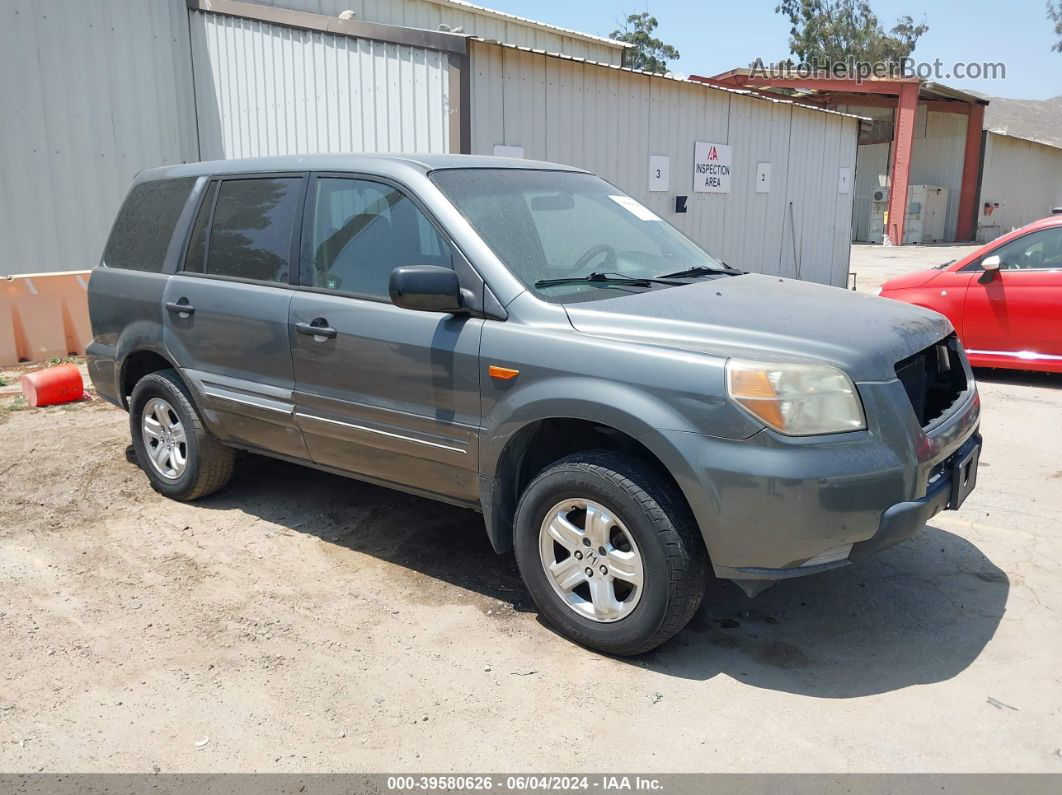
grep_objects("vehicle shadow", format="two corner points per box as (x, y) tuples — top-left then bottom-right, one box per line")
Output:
(972, 367), (1062, 389)
(205, 455), (1009, 699)
(647, 526), (1009, 697)
(206, 455), (534, 610)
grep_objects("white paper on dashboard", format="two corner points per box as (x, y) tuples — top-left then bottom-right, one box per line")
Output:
(608, 195), (661, 222)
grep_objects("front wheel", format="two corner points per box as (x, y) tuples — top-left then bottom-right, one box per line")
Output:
(129, 369), (234, 501)
(513, 451), (707, 655)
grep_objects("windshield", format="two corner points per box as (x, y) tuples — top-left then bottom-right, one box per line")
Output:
(430, 169), (726, 302)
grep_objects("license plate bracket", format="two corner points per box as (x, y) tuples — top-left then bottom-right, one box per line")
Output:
(947, 441), (980, 510)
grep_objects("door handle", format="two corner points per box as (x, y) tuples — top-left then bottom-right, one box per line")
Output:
(165, 300), (195, 316)
(295, 320), (337, 339)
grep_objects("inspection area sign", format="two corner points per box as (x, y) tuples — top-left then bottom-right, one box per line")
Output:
(693, 141), (732, 193)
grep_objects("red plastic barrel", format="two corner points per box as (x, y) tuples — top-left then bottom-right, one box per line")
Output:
(20, 364), (84, 408)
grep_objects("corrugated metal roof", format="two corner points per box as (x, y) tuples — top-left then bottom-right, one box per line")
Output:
(253, 0), (629, 56)
(920, 82), (989, 106)
(704, 69), (990, 108)
(983, 128), (1062, 153)
(427, 0), (629, 49)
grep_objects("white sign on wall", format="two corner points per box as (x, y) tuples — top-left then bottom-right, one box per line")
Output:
(838, 167), (852, 194)
(755, 162), (771, 194)
(693, 142), (732, 193)
(493, 144), (524, 158)
(648, 155), (670, 192)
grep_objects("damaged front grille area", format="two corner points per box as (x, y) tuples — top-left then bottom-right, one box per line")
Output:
(895, 334), (968, 428)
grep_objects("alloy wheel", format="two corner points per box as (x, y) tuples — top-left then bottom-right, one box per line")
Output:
(538, 498), (644, 623)
(141, 397), (188, 480)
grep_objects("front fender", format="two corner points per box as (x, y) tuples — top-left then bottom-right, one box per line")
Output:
(478, 376), (735, 555)
(481, 376), (709, 478)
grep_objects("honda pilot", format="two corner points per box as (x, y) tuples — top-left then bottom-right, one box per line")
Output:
(87, 155), (982, 654)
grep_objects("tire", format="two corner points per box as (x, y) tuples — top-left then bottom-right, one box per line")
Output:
(513, 450), (707, 655)
(129, 369), (234, 501)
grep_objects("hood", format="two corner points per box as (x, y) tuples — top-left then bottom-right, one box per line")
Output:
(563, 273), (952, 381)
(880, 268), (942, 291)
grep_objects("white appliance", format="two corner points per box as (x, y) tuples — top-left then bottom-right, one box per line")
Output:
(867, 186), (889, 244)
(904, 185), (949, 244)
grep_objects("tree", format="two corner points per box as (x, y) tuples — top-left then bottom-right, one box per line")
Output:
(774, 0), (928, 68)
(1050, 2), (1062, 53)
(610, 12), (680, 74)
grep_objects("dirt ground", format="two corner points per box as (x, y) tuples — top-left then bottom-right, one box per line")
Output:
(850, 242), (979, 293)
(1, 248), (1061, 773)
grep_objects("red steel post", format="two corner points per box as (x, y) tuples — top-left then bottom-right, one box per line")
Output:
(956, 103), (985, 241)
(886, 82), (919, 245)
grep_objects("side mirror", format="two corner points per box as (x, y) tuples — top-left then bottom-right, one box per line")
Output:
(389, 266), (464, 313)
(978, 254), (1001, 284)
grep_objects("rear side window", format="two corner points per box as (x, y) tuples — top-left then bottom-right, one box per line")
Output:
(103, 178), (195, 272)
(205, 177), (302, 283)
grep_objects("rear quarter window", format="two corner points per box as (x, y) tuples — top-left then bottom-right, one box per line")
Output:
(102, 177), (196, 272)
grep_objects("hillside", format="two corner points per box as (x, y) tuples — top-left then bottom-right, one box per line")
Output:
(979, 94), (1062, 148)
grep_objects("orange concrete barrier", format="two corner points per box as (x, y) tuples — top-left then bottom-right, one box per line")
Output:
(21, 364), (85, 407)
(0, 271), (92, 366)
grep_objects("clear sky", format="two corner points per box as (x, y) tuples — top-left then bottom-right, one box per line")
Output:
(482, 0), (1061, 100)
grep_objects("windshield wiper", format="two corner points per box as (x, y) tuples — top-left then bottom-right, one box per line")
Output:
(657, 265), (740, 279)
(534, 271), (682, 288)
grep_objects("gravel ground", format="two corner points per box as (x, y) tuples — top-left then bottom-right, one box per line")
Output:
(1, 248), (1060, 773)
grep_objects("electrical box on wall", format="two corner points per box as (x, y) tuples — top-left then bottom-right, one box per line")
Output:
(675, 195), (688, 213)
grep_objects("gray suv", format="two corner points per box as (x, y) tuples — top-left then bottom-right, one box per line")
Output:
(88, 154), (981, 655)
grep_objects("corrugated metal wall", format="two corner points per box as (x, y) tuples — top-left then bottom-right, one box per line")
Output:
(470, 43), (858, 286)
(910, 111), (966, 241)
(254, 0), (624, 64)
(189, 9), (452, 159)
(851, 143), (890, 242)
(978, 132), (1062, 242)
(0, 0), (198, 276)
(2, 0), (856, 283)
(838, 104), (892, 243)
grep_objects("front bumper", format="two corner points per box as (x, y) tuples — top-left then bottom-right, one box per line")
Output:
(657, 378), (981, 592)
(850, 431), (980, 561)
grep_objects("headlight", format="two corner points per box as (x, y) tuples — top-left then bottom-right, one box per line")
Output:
(725, 359), (866, 436)
(872, 286), (883, 295)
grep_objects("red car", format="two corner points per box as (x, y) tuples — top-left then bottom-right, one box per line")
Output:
(878, 215), (1062, 373)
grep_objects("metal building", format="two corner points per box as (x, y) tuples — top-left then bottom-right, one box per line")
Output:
(189, 6), (463, 159)
(1, 0), (861, 287)
(251, 0), (629, 64)
(469, 42), (858, 285)
(977, 131), (1062, 242)
(0, 0), (199, 276)
(698, 70), (994, 246)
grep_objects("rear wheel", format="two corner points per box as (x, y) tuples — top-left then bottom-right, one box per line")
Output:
(513, 450), (707, 655)
(129, 370), (234, 501)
